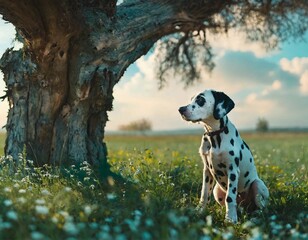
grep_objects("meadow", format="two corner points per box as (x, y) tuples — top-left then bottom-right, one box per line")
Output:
(0, 131), (307, 239)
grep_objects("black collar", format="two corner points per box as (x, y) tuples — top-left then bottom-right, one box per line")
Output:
(205, 125), (227, 137)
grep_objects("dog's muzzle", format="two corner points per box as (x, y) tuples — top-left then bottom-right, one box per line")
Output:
(179, 106), (189, 120)
(178, 106), (187, 115)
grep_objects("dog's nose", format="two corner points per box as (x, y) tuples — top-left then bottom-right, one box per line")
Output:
(178, 106), (186, 114)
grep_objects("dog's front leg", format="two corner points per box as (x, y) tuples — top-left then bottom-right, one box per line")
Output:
(225, 169), (239, 223)
(197, 156), (214, 212)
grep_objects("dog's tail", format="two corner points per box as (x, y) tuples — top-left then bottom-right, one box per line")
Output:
(252, 179), (269, 209)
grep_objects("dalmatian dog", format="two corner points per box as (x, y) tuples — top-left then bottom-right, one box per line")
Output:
(178, 89), (269, 223)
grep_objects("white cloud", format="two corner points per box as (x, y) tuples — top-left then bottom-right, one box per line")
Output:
(207, 29), (275, 58)
(261, 80), (282, 95)
(300, 71), (308, 95)
(280, 57), (308, 75)
(279, 57), (308, 95)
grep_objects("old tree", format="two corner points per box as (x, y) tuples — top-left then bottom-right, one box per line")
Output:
(0, 0), (307, 177)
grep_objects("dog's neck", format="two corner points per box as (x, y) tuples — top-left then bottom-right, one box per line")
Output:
(203, 116), (228, 136)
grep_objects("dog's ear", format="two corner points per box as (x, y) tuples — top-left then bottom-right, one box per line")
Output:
(211, 90), (235, 119)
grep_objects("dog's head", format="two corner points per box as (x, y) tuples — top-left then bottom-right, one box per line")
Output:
(178, 90), (235, 123)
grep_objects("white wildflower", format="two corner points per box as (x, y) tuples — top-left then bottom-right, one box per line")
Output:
(18, 197), (26, 204)
(89, 222), (99, 229)
(31, 231), (45, 240)
(206, 215), (212, 227)
(51, 216), (58, 224)
(84, 205), (92, 215)
(250, 227), (262, 240)
(64, 187), (72, 192)
(115, 234), (127, 240)
(142, 231), (152, 240)
(4, 187), (11, 193)
(6, 210), (18, 221)
(0, 221), (12, 230)
(18, 189), (26, 194)
(107, 193), (117, 200)
(35, 199), (46, 205)
(63, 221), (79, 235)
(105, 217), (113, 223)
(59, 211), (73, 221)
(3, 199), (13, 207)
(145, 218), (154, 227)
(101, 225), (110, 232)
(41, 189), (50, 196)
(35, 205), (49, 215)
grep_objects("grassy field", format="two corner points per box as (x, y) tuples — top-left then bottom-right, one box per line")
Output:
(0, 132), (307, 239)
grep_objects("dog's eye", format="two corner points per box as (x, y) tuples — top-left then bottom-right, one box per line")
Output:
(196, 95), (205, 107)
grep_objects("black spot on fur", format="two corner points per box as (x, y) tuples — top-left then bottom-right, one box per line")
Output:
(229, 150), (234, 156)
(210, 136), (216, 148)
(217, 135), (222, 148)
(250, 158), (253, 163)
(210, 164), (213, 169)
(229, 164), (233, 171)
(235, 130), (239, 137)
(232, 187), (237, 194)
(241, 144), (244, 150)
(227, 196), (233, 203)
(229, 183), (232, 188)
(210, 179), (213, 184)
(221, 182), (227, 188)
(224, 127), (229, 134)
(243, 140), (250, 151)
(244, 171), (249, 178)
(235, 157), (239, 167)
(244, 179), (251, 188)
(230, 173), (236, 181)
(239, 150), (243, 161)
(196, 94), (205, 107)
(218, 163), (226, 168)
(212, 90), (235, 120)
(216, 170), (225, 177)
(206, 176), (209, 183)
(218, 197), (223, 202)
(220, 118), (224, 129)
(230, 139), (234, 146)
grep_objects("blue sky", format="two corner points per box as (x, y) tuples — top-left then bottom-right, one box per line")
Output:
(1, 18), (308, 131)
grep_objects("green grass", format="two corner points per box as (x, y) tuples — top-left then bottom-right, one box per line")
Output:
(0, 132), (307, 239)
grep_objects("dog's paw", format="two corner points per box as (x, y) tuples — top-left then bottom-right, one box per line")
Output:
(225, 214), (238, 224)
(255, 193), (267, 209)
(225, 209), (238, 224)
(195, 203), (206, 214)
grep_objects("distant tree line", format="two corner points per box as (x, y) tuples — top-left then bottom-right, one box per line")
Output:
(256, 118), (269, 132)
(119, 119), (152, 133)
